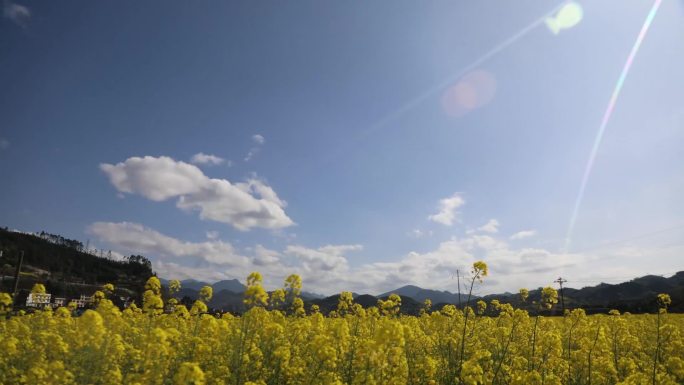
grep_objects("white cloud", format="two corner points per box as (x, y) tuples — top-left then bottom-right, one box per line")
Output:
(0, 138), (9, 150)
(87, 219), (684, 296)
(408, 229), (432, 238)
(477, 219), (500, 233)
(109, 250), (127, 261)
(236, 178), (287, 208)
(100, 156), (294, 230)
(88, 220), (359, 291)
(428, 193), (465, 226)
(510, 230), (537, 240)
(253, 244), (281, 266)
(244, 134), (265, 161)
(88, 222), (249, 266)
(244, 148), (260, 162)
(153, 261), (236, 283)
(205, 230), (219, 240)
(252, 134), (265, 144)
(285, 244), (361, 272)
(100, 156), (204, 201)
(3, 1), (30, 27)
(190, 152), (226, 166)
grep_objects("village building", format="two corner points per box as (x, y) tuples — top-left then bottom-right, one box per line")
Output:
(26, 293), (51, 309)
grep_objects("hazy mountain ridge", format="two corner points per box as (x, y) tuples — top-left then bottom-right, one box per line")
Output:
(379, 285), (462, 304)
(1, 228), (681, 314)
(159, 278), (247, 293)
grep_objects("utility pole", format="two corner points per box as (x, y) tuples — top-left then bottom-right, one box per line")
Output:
(12, 251), (24, 298)
(554, 277), (567, 314)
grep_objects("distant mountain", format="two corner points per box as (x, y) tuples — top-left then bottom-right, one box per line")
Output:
(4, 227), (681, 314)
(566, 272), (684, 313)
(378, 272), (684, 314)
(212, 279), (245, 293)
(380, 285), (422, 298)
(310, 293), (421, 315)
(480, 272), (684, 314)
(208, 289), (244, 313)
(163, 277), (323, 301)
(380, 285), (462, 305)
(176, 287), (202, 300)
(159, 278), (244, 293)
(353, 294), (378, 308)
(165, 272), (684, 314)
(301, 291), (325, 300)
(179, 279), (211, 291)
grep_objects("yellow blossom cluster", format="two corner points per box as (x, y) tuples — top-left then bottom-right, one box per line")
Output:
(0, 268), (682, 384)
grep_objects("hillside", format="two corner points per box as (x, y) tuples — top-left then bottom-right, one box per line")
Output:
(478, 272), (684, 314)
(379, 285), (461, 304)
(0, 228), (152, 302)
(309, 293), (422, 315)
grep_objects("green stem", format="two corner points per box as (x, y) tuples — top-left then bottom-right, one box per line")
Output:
(457, 274), (478, 383)
(587, 325), (601, 385)
(530, 315), (539, 371)
(492, 321), (517, 384)
(652, 310), (661, 385)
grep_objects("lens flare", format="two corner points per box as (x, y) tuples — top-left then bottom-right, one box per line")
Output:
(441, 70), (497, 117)
(301, 2), (572, 176)
(360, 1), (570, 137)
(564, 0), (663, 252)
(545, 2), (583, 35)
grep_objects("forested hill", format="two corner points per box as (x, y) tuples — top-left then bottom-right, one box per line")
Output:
(0, 227), (152, 298)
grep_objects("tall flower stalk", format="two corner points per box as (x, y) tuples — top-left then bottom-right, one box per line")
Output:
(457, 260), (488, 383)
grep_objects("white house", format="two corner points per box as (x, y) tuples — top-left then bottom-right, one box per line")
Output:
(52, 297), (66, 308)
(74, 294), (93, 308)
(26, 293), (51, 308)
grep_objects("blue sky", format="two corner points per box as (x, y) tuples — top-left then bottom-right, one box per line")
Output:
(1, 0), (683, 294)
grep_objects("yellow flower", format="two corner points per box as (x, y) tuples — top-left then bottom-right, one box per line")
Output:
(540, 286), (558, 310)
(102, 283), (115, 294)
(55, 307), (71, 318)
(461, 359), (484, 385)
(174, 304), (191, 319)
(0, 292), (12, 314)
(1, 266), (683, 385)
(199, 286), (213, 302)
(337, 291), (354, 315)
(190, 300), (208, 316)
(174, 362), (205, 385)
(144, 276), (162, 295)
(472, 261), (488, 277)
(378, 294), (402, 316)
(441, 304), (457, 317)
(657, 293), (671, 309)
(142, 289), (164, 315)
(292, 297), (305, 317)
(244, 272), (269, 308)
(476, 300), (487, 315)
(284, 274), (302, 297)
(31, 283), (46, 294)
(93, 290), (106, 305)
(169, 279), (182, 294)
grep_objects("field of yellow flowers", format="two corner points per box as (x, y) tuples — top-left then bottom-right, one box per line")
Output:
(1, 263), (683, 385)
